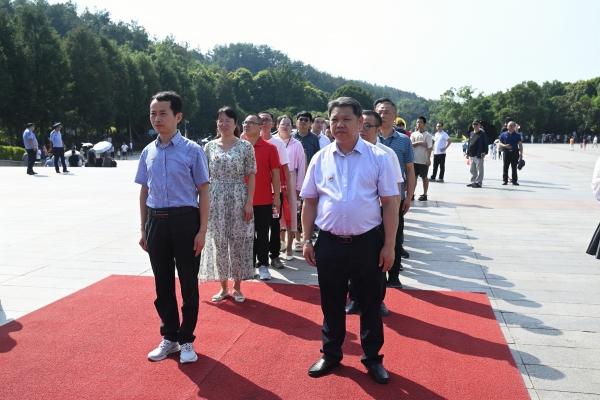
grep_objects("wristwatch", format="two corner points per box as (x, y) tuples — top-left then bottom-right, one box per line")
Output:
(303, 240), (313, 246)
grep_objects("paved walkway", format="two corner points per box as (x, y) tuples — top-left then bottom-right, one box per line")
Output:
(1, 144), (599, 399)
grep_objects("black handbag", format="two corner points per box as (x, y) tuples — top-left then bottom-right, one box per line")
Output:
(586, 222), (600, 259)
(517, 159), (525, 170)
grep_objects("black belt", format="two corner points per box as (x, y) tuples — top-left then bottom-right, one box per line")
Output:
(320, 227), (379, 244)
(148, 206), (197, 218)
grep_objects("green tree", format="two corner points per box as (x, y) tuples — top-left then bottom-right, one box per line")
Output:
(331, 84), (374, 110)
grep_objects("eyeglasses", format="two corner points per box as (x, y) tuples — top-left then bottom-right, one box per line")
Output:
(242, 121), (260, 126)
(298, 117), (310, 123)
(363, 123), (379, 130)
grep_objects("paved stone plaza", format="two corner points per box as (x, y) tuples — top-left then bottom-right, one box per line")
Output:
(1, 143), (599, 399)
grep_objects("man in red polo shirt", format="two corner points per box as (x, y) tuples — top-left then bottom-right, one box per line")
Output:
(243, 114), (281, 280)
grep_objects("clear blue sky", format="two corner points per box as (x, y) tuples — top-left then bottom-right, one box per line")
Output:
(49, 0), (600, 100)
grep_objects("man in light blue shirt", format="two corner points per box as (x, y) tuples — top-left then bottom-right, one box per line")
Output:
(50, 122), (68, 173)
(22, 123), (38, 175)
(135, 91), (209, 364)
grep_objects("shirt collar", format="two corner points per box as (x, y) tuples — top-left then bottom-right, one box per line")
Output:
(154, 130), (182, 148)
(332, 137), (366, 156)
(378, 130), (400, 141)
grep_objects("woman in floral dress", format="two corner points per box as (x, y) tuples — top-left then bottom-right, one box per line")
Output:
(200, 106), (256, 302)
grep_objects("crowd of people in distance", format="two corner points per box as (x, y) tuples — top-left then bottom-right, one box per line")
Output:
(21, 121), (132, 174)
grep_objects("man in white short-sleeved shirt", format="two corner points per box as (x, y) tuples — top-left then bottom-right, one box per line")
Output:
(259, 111), (291, 270)
(301, 97), (399, 385)
(430, 122), (451, 182)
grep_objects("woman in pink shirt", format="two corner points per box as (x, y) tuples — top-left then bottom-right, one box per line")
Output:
(275, 115), (306, 260)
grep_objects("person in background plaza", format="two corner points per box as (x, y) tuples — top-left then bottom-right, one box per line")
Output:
(410, 116), (433, 201)
(293, 111), (321, 251)
(466, 120), (488, 188)
(395, 117), (411, 137)
(49, 122), (69, 174)
(325, 126), (333, 142)
(498, 121), (523, 185)
(593, 135), (598, 149)
(374, 98), (414, 264)
(243, 114), (281, 281)
(23, 122), (38, 175)
(569, 136), (575, 151)
(68, 145), (82, 167)
(200, 106), (256, 303)
(85, 150), (96, 167)
(430, 122), (451, 182)
(274, 115), (306, 261)
(135, 91), (209, 364)
(583, 136), (588, 150)
(259, 111), (291, 270)
(121, 142), (129, 160)
(345, 110), (404, 316)
(313, 116), (332, 148)
(586, 156), (600, 258)
(302, 97), (399, 384)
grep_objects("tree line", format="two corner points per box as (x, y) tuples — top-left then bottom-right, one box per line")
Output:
(1, 0), (598, 149)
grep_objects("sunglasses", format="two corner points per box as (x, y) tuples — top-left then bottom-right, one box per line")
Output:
(298, 117), (310, 123)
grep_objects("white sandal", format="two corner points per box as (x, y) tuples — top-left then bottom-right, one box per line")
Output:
(231, 290), (245, 303)
(211, 292), (228, 302)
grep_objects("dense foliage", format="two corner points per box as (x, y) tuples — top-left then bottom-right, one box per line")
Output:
(0, 0), (598, 149)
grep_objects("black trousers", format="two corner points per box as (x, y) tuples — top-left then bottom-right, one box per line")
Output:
(53, 147), (67, 172)
(269, 193), (283, 259)
(253, 205), (272, 266)
(145, 207), (200, 344)
(26, 149), (36, 173)
(503, 151), (519, 183)
(315, 227), (385, 367)
(431, 154), (446, 179)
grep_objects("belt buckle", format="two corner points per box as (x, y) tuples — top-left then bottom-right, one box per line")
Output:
(338, 235), (352, 244)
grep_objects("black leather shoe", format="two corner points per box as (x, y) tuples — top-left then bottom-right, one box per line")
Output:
(345, 300), (360, 315)
(63, 170), (69, 173)
(502, 181), (508, 185)
(380, 302), (390, 316)
(400, 249), (409, 259)
(386, 278), (403, 288)
(308, 357), (340, 377)
(512, 182), (519, 186)
(367, 363), (389, 384)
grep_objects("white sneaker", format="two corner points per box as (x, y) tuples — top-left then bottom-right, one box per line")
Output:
(179, 342), (198, 363)
(147, 339), (180, 361)
(258, 265), (271, 281)
(293, 240), (303, 252)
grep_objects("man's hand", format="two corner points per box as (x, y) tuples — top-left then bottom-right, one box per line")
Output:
(193, 231), (206, 257)
(139, 230), (147, 252)
(378, 244), (395, 272)
(402, 199), (411, 215)
(273, 195), (281, 215)
(303, 242), (316, 266)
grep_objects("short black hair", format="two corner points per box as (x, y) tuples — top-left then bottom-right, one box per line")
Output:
(295, 111), (313, 121)
(417, 116), (427, 124)
(328, 97), (362, 118)
(362, 110), (382, 126)
(373, 97), (396, 110)
(436, 121), (444, 126)
(258, 111), (275, 122)
(152, 91), (183, 115)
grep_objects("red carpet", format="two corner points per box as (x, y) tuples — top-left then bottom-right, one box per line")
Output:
(0, 276), (528, 400)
